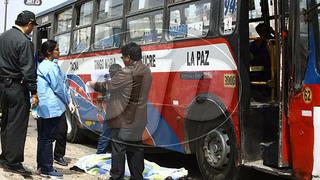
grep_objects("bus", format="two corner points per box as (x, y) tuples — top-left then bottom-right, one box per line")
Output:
(33, 0), (320, 179)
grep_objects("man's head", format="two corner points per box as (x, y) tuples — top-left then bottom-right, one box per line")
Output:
(15, 10), (38, 35)
(256, 23), (274, 40)
(109, 64), (122, 78)
(120, 42), (142, 66)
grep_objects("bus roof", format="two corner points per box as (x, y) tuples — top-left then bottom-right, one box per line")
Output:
(36, 0), (76, 17)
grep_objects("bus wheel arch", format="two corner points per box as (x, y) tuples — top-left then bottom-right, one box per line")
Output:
(184, 94), (239, 179)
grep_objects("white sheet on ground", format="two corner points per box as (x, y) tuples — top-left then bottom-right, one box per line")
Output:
(74, 154), (188, 179)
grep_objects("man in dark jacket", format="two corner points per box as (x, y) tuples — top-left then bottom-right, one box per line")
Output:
(89, 42), (152, 179)
(0, 10), (38, 176)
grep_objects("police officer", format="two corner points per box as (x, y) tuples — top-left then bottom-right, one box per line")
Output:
(0, 10), (38, 176)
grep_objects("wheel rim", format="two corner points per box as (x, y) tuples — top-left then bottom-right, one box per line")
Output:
(203, 129), (230, 169)
(66, 111), (72, 134)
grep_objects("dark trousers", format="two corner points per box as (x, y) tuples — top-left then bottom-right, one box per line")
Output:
(0, 82), (30, 164)
(110, 129), (144, 180)
(54, 114), (67, 159)
(37, 116), (60, 172)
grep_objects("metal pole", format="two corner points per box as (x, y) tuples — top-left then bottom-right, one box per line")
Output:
(4, 0), (8, 32)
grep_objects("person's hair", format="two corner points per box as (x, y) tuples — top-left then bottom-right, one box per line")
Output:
(120, 42), (142, 61)
(256, 23), (274, 39)
(41, 40), (57, 58)
(109, 64), (122, 78)
(15, 20), (29, 26)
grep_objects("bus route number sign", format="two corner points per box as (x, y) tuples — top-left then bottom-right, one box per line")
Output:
(24, 0), (42, 6)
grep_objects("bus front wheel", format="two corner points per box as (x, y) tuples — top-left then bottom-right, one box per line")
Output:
(66, 109), (83, 143)
(195, 120), (238, 180)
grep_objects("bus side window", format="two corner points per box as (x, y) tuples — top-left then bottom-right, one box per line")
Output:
(127, 11), (163, 44)
(220, 0), (237, 35)
(54, 33), (71, 56)
(73, 27), (91, 53)
(94, 20), (122, 50)
(129, 0), (163, 13)
(293, 0), (309, 90)
(56, 9), (72, 33)
(168, 1), (211, 40)
(97, 0), (123, 20)
(75, 1), (93, 27)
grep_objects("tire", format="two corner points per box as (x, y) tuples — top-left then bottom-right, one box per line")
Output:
(195, 117), (238, 180)
(66, 109), (83, 143)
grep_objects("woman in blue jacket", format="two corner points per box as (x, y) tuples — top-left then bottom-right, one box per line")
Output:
(36, 40), (75, 178)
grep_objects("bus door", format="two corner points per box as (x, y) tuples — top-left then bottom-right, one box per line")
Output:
(34, 25), (52, 61)
(240, 0), (292, 175)
(287, 0), (320, 179)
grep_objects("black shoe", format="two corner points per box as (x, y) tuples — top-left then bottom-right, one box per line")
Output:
(3, 163), (32, 176)
(54, 157), (68, 166)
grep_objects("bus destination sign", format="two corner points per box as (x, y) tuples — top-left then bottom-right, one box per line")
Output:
(24, 0), (42, 6)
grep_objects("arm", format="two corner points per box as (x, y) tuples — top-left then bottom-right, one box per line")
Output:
(19, 40), (37, 95)
(47, 65), (70, 105)
(91, 69), (131, 92)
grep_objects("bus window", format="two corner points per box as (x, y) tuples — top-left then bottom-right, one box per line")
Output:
(56, 9), (72, 33)
(129, 0), (163, 13)
(97, 0), (123, 20)
(94, 20), (122, 50)
(73, 27), (91, 53)
(293, 0), (308, 90)
(168, 1), (211, 40)
(54, 33), (71, 56)
(220, 0), (237, 35)
(127, 11), (163, 44)
(75, 1), (93, 27)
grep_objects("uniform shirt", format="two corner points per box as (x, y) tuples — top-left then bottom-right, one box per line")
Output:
(0, 26), (37, 94)
(36, 59), (70, 118)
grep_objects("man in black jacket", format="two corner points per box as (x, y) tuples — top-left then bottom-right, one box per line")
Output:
(0, 10), (38, 176)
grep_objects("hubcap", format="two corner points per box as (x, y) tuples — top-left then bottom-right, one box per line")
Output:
(203, 129), (230, 169)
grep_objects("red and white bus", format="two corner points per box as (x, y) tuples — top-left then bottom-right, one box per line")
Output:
(33, 0), (320, 179)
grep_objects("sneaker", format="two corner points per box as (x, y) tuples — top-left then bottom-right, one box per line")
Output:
(40, 169), (63, 178)
(54, 157), (68, 166)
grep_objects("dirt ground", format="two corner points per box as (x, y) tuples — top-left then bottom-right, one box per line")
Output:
(0, 116), (101, 180)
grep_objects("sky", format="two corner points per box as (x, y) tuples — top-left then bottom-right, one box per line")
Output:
(0, 0), (68, 33)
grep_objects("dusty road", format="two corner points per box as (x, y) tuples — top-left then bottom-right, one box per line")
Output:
(0, 116), (291, 180)
(0, 116), (98, 180)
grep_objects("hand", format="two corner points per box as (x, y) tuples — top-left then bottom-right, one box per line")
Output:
(31, 94), (39, 108)
(88, 81), (96, 88)
(68, 102), (76, 114)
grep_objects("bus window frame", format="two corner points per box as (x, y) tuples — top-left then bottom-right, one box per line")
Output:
(91, 0), (124, 52)
(314, 0), (320, 70)
(128, 0), (164, 14)
(92, 19), (123, 51)
(126, 9), (164, 45)
(74, 0), (94, 28)
(165, 0), (213, 42)
(219, 0), (238, 36)
(53, 7), (74, 57)
(70, 0), (95, 54)
(55, 8), (73, 35)
(292, 0), (309, 91)
(96, 0), (124, 21)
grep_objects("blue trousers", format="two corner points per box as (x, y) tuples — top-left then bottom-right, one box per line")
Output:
(96, 122), (111, 154)
(37, 115), (61, 172)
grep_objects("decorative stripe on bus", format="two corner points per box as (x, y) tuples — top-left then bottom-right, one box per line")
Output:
(59, 43), (237, 75)
(313, 107), (320, 176)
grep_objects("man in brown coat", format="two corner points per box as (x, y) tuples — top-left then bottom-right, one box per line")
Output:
(89, 42), (152, 179)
